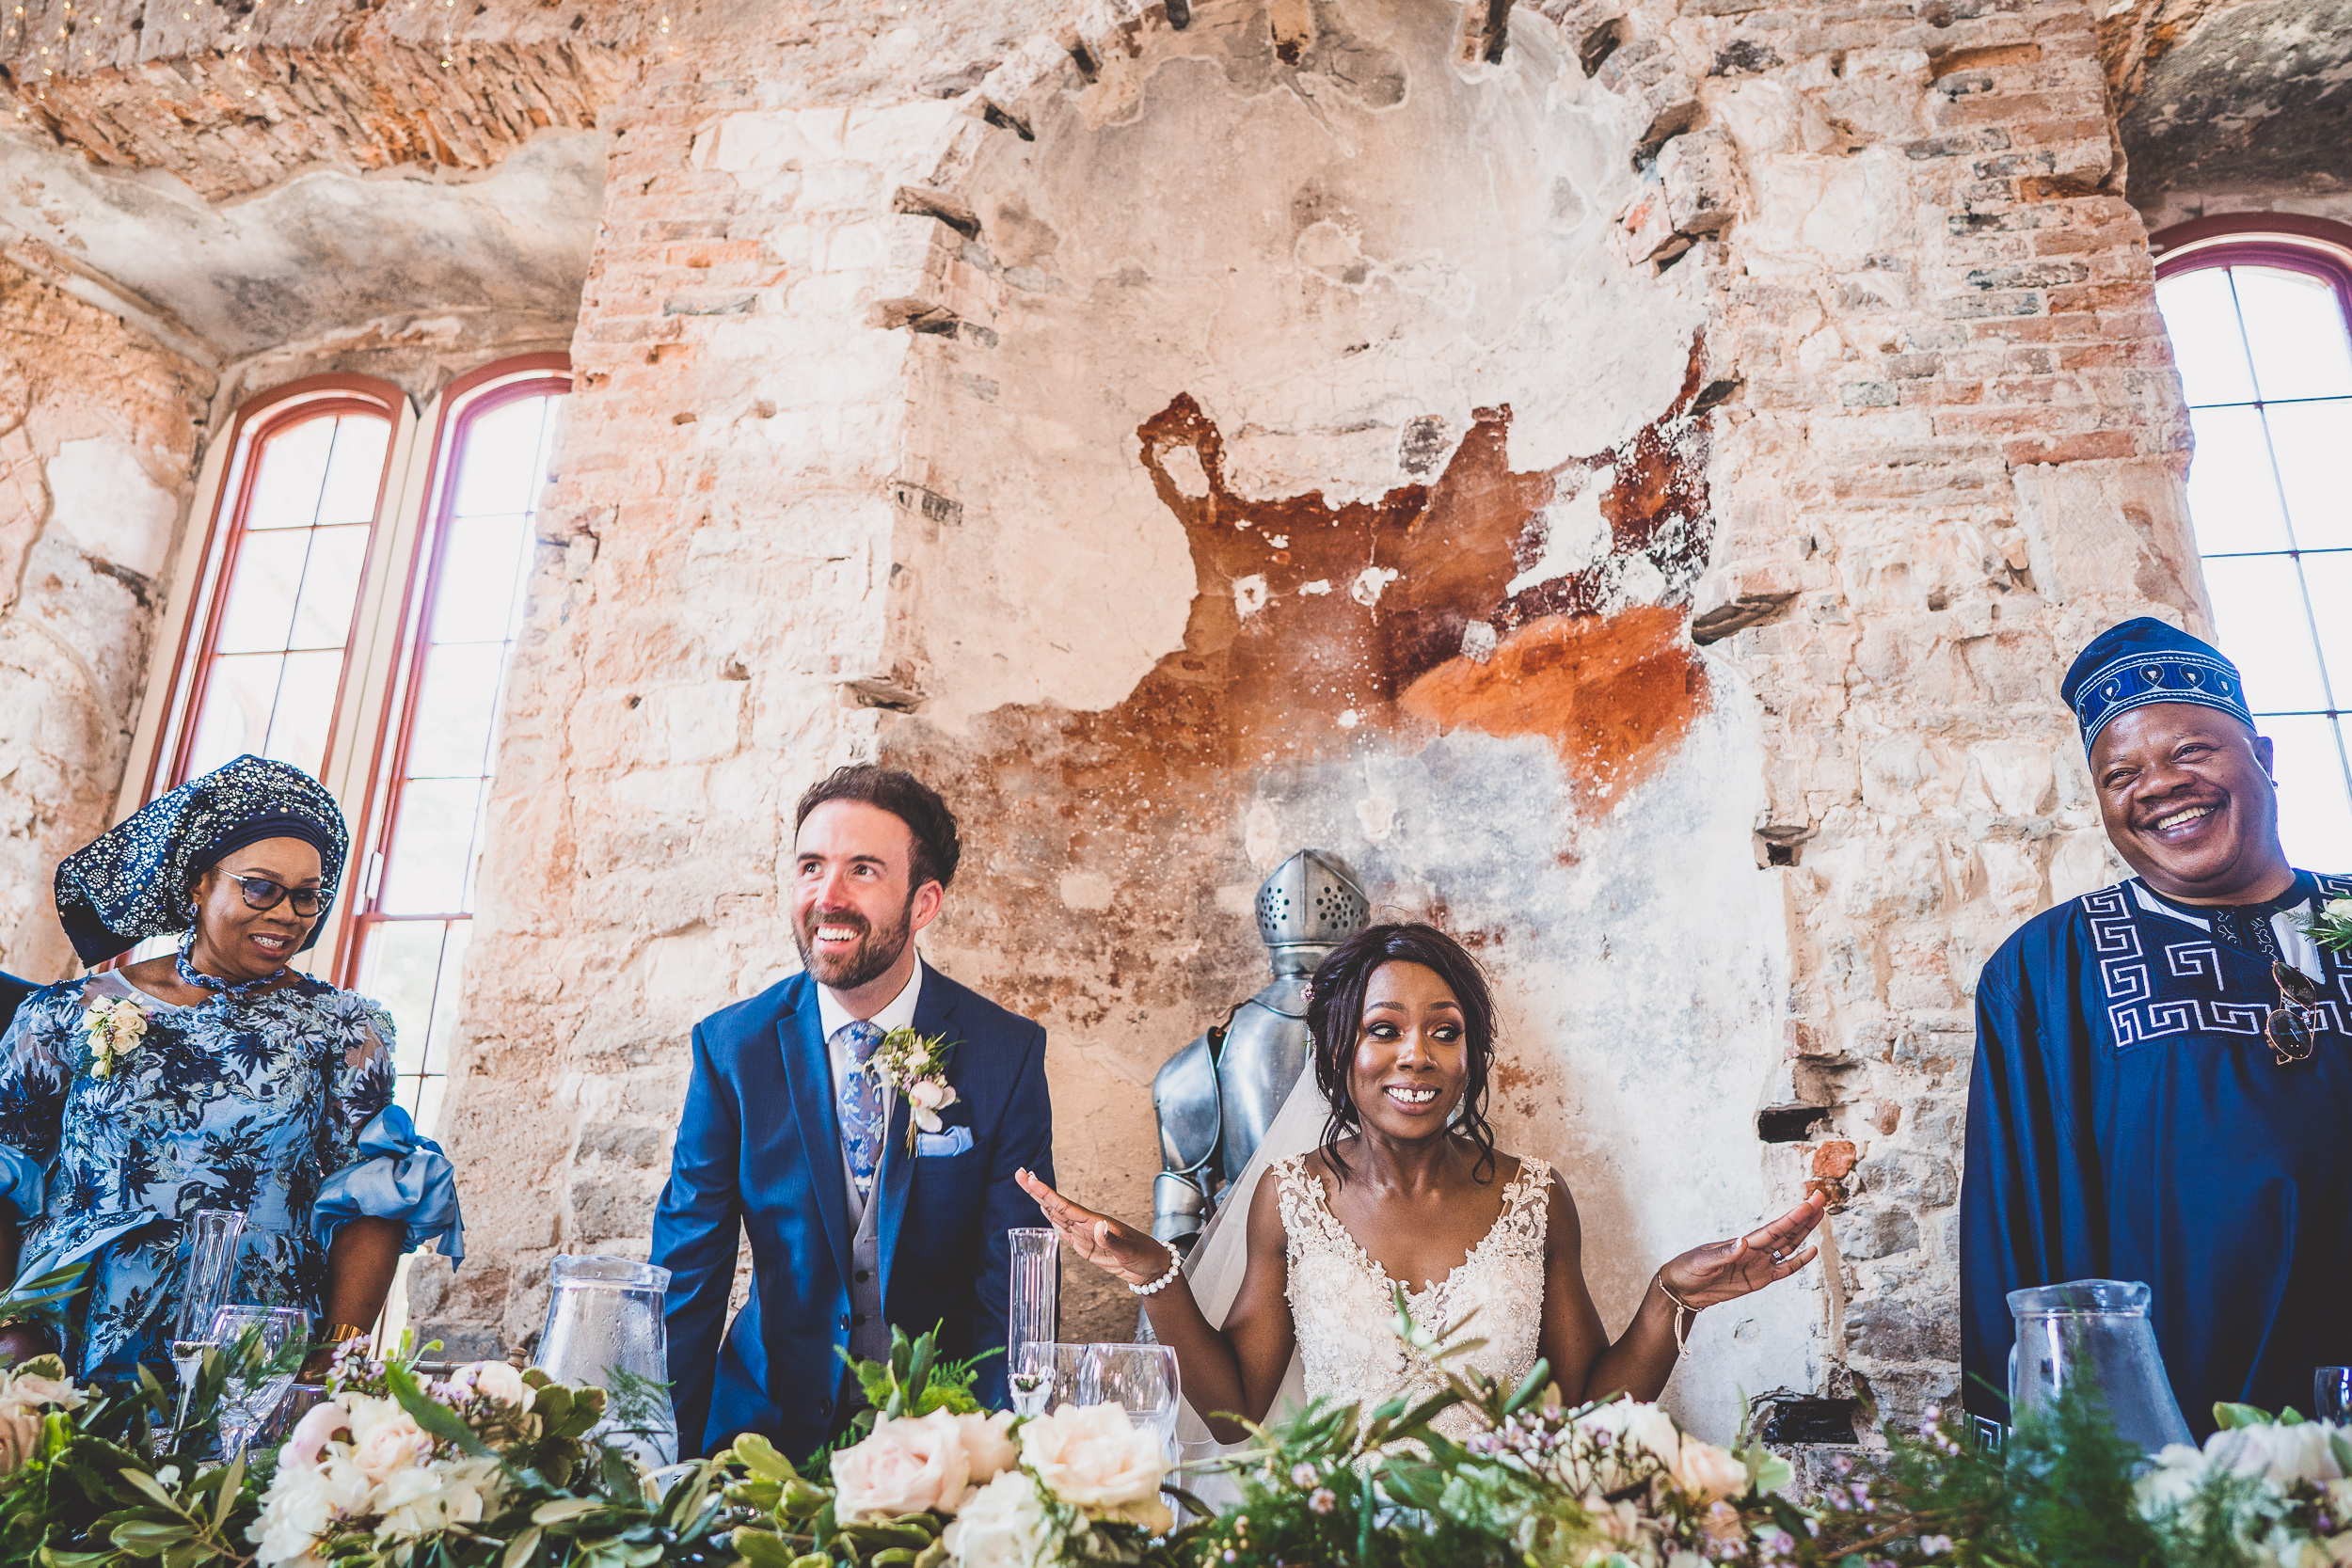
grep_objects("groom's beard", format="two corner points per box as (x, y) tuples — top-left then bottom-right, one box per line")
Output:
(794, 898), (914, 993)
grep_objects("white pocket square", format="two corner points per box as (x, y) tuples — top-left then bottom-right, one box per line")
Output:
(915, 1126), (974, 1158)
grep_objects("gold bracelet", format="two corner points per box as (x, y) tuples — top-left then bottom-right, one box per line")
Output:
(325, 1323), (372, 1344)
(1654, 1273), (1700, 1361)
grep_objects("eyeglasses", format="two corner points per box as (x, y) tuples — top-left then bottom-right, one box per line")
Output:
(2268, 961), (2320, 1066)
(227, 874), (323, 920)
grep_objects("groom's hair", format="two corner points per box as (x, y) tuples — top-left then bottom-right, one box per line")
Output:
(795, 765), (963, 894)
(1304, 922), (1500, 1188)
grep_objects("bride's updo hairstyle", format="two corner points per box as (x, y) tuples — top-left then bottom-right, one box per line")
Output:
(1305, 922), (1499, 1187)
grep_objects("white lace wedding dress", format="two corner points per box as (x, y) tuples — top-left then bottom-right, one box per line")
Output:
(1171, 1073), (1552, 1472)
(1273, 1153), (1549, 1442)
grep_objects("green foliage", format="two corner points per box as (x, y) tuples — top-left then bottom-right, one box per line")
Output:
(795, 1323), (992, 1482)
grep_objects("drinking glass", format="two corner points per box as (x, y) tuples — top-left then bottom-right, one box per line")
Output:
(1008, 1228), (1059, 1402)
(210, 1305), (308, 1457)
(2316, 1367), (2352, 1425)
(1015, 1340), (1094, 1415)
(167, 1211), (247, 1427)
(1089, 1342), (1180, 1448)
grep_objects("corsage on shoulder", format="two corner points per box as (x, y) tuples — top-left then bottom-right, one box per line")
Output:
(867, 1028), (959, 1148)
(2309, 895), (2352, 957)
(82, 996), (150, 1079)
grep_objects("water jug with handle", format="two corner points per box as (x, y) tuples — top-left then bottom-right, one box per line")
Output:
(2007, 1278), (2192, 1453)
(532, 1255), (677, 1467)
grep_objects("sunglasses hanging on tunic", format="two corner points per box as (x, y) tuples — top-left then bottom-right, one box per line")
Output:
(2268, 962), (2322, 1066)
(227, 874), (323, 920)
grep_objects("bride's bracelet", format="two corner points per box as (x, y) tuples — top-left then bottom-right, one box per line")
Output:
(1129, 1243), (1183, 1297)
(1654, 1272), (1701, 1360)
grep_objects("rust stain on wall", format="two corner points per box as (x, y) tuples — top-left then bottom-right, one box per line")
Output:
(894, 335), (1722, 1023)
(1089, 333), (1718, 792)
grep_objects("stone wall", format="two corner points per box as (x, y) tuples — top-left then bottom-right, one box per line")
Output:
(417, 0), (2207, 1440)
(0, 265), (210, 984)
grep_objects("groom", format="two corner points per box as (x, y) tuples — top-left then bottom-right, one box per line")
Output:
(652, 765), (1055, 1459)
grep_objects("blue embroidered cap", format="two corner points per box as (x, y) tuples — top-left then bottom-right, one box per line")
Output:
(2061, 616), (2253, 752)
(54, 754), (349, 966)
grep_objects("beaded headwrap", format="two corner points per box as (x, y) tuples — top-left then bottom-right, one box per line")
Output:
(54, 754), (348, 966)
(2060, 616), (2253, 752)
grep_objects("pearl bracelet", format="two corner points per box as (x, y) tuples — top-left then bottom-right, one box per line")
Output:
(1130, 1244), (1183, 1296)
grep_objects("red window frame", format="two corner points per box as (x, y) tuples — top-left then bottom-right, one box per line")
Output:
(138, 374), (405, 808)
(2151, 214), (2352, 862)
(330, 354), (571, 989)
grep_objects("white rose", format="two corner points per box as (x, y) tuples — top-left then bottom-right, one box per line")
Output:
(375, 1454), (501, 1541)
(2210, 1421), (2344, 1485)
(832, 1410), (971, 1519)
(1669, 1438), (1749, 1503)
(945, 1469), (1054, 1568)
(2326, 896), (2352, 921)
(347, 1404), (430, 1484)
(956, 1410), (1020, 1488)
(1020, 1403), (1170, 1527)
(465, 1360), (533, 1412)
(248, 1451), (341, 1568)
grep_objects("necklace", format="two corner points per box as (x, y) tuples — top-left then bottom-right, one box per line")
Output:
(175, 933), (287, 1004)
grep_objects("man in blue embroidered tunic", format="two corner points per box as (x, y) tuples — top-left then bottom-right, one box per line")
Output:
(1961, 617), (2352, 1437)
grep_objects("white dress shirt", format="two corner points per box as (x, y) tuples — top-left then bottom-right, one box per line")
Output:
(816, 958), (924, 1221)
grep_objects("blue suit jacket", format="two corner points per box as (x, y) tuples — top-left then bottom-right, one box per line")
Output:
(651, 963), (1054, 1460)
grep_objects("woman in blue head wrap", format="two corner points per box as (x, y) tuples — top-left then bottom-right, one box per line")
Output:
(0, 754), (464, 1380)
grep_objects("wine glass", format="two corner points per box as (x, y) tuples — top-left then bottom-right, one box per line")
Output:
(209, 1306), (308, 1457)
(2317, 1367), (2352, 1425)
(167, 1211), (246, 1430)
(1014, 1341), (1094, 1416)
(1089, 1343), (1179, 1448)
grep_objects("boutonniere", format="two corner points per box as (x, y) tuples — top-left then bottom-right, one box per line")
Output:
(82, 996), (150, 1078)
(2310, 896), (2352, 957)
(868, 1028), (960, 1148)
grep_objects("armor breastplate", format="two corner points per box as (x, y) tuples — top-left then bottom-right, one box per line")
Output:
(1150, 851), (1369, 1250)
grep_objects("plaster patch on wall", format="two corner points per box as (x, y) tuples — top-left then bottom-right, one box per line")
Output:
(46, 436), (176, 578)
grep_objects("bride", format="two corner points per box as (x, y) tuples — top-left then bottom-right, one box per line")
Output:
(1016, 922), (1825, 1443)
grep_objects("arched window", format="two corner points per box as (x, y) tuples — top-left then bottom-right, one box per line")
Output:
(2153, 217), (2352, 866)
(124, 357), (569, 1132)
(143, 378), (403, 796)
(340, 358), (570, 1131)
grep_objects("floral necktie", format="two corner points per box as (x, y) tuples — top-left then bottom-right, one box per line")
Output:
(834, 1021), (885, 1196)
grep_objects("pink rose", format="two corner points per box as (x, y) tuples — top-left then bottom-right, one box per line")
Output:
(1670, 1438), (1749, 1503)
(287, 1398), (353, 1466)
(348, 1405), (430, 1483)
(831, 1410), (970, 1520)
(464, 1360), (533, 1412)
(1020, 1403), (1169, 1527)
(955, 1410), (1019, 1486)
(0, 1403), (40, 1476)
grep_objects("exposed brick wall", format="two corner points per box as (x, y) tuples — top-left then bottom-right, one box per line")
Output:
(0, 0), (644, 199)
(0, 264), (209, 983)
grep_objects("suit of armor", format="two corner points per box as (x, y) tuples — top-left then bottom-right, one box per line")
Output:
(1151, 850), (1371, 1251)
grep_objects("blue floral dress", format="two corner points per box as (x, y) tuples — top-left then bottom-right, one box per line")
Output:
(0, 972), (464, 1382)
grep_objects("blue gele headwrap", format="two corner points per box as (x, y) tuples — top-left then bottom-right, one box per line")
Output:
(54, 754), (348, 966)
(2061, 616), (2254, 752)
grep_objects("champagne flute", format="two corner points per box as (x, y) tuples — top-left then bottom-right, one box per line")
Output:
(210, 1305), (308, 1457)
(167, 1211), (246, 1429)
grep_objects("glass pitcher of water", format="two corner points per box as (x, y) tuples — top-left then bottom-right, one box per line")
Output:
(2008, 1278), (2192, 1453)
(532, 1256), (676, 1467)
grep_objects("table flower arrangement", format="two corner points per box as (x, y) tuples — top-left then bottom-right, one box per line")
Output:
(9, 1273), (2352, 1568)
(723, 1325), (1195, 1568)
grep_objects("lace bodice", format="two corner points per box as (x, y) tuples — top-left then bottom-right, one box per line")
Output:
(1277, 1153), (1549, 1443)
